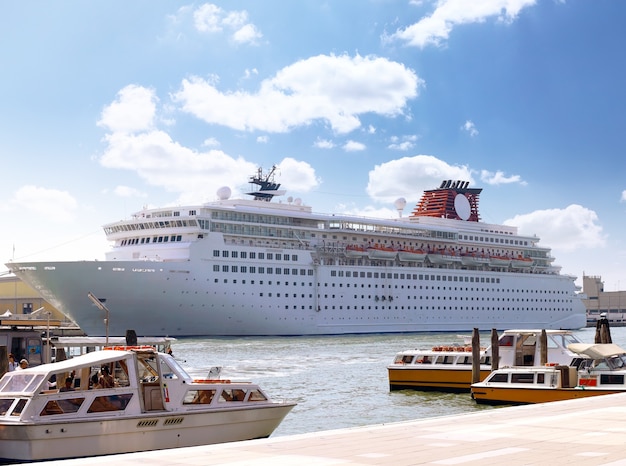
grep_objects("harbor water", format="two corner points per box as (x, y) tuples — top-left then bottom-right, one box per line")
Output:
(171, 326), (620, 437)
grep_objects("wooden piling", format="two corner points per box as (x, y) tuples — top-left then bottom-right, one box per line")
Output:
(471, 328), (481, 384)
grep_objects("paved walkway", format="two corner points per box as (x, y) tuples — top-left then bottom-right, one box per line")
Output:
(37, 393), (626, 465)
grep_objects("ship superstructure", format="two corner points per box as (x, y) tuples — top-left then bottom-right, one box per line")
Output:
(7, 169), (586, 336)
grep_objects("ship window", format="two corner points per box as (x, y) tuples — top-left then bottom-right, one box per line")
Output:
(232, 266), (238, 273)
(259, 267), (265, 274)
(267, 253), (273, 260)
(232, 251), (238, 258)
(267, 268), (273, 274)
(250, 267), (256, 273)
(259, 253), (265, 259)
(214, 249), (220, 256)
(222, 251), (228, 257)
(222, 266), (229, 272)
(292, 255), (297, 261)
(213, 265), (219, 272)
(241, 252), (247, 259)
(250, 252), (256, 259)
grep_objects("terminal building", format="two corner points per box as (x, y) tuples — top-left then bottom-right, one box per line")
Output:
(581, 274), (626, 326)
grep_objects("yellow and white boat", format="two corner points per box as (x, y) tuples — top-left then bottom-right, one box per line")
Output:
(470, 343), (626, 405)
(388, 329), (581, 392)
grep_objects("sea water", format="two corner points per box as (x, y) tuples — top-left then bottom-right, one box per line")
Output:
(170, 326), (618, 437)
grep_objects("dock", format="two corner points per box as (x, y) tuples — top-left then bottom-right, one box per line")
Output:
(32, 392), (626, 465)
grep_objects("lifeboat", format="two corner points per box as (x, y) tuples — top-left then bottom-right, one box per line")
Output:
(344, 245), (367, 258)
(367, 245), (397, 260)
(397, 248), (427, 262)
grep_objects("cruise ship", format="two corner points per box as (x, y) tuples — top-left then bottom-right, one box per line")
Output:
(6, 168), (586, 336)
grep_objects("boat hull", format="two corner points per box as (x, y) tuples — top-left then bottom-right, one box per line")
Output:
(0, 405), (294, 461)
(471, 386), (622, 405)
(388, 366), (492, 392)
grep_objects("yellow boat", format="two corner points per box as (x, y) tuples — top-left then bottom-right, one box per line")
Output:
(388, 329), (581, 392)
(471, 343), (626, 404)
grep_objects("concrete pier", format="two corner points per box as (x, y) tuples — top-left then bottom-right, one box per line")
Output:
(34, 393), (626, 465)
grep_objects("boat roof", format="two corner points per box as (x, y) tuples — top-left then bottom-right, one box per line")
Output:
(567, 343), (626, 359)
(53, 336), (175, 347)
(502, 329), (573, 334)
(16, 349), (141, 375)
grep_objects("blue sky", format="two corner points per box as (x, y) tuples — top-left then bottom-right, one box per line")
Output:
(2, 1), (625, 291)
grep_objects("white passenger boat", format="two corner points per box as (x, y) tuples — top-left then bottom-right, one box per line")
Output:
(471, 343), (626, 405)
(0, 346), (295, 461)
(6, 172), (586, 336)
(388, 329), (581, 392)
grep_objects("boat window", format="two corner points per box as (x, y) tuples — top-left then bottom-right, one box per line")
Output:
(0, 373), (45, 394)
(87, 394), (133, 413)
(401, 355), (413, 364)
(511, 373), (535, 384)
(219, 389), (247, 402)
(248, 389), (267, 401)
(498, 335), (514, 347)
(184, 389), (216, 405)
(11, 398), (27, 417)
(40, 397), (85, 416)
(600, 374), (624, 385)
(0, 398), (14, 415)
(442, 356), (455, 365)
(459, 356), (472, 365)
(489, 373), (509, 383)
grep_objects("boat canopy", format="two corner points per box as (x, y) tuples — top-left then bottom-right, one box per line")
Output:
(567, 343), (626, 359)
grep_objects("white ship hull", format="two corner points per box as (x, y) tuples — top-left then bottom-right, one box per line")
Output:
(10, 253), (586, 336)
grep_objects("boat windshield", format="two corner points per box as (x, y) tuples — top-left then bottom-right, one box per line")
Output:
(0, 372), (45, 394)
(549, 333), (581, 348)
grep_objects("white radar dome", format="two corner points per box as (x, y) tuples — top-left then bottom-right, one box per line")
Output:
(294, 198), (302, 206)
(394, 198), (407, 210)
(217, 186), (231, 200)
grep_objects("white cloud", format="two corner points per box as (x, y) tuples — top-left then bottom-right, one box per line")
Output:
(193, 3), (262, 45)
(97, 85), (157, 134)
(620, 190), (626, 202)
(277, 158), (320, 193)
(505, 204), (606, 252)
(202, 137), (220, 147)
(233, 23), (262, 45)
(388, 134), (419, 151)
(480, 170), (526, 185)
(387, 0), (538, 48)
(314, 138), (335, 149)
(343, 140), (366, 152)
(99, 129), (257, 202)
(113, 186), (147, 198)
(366, 155), (473, 203)
(6, 186), (77, 223)
(462, 120), (478, 137)
(173, 54), (421, 134)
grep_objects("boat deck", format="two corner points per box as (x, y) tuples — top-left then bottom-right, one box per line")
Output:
(33, 393), (626, 465)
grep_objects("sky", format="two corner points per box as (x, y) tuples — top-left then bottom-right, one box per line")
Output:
(2, 0), (626, 292)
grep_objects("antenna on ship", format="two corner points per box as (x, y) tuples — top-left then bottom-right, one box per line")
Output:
(246, 165), (286, 202)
